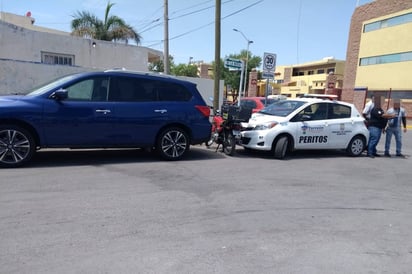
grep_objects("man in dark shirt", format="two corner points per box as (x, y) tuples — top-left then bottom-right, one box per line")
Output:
(367, 96), (394, 158)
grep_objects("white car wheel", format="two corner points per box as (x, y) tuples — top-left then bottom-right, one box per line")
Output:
(347, 136), (366, 156)
(274, 136), (288, 159)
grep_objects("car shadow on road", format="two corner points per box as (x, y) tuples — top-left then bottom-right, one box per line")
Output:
(27, 146), (226, 168)
(236, 147), (355, 160)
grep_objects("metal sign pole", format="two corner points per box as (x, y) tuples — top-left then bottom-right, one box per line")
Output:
(238, 60), (245, 106)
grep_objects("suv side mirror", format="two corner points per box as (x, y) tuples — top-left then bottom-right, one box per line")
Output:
(50, 88), (68, 100)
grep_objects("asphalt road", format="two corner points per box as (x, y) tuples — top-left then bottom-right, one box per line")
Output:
(1, 134), (412, 273)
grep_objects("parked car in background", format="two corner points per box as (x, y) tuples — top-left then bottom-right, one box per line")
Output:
(240, 98), (369, 159)
(240, 96), (284, 113)
(0, 70), (211, 167)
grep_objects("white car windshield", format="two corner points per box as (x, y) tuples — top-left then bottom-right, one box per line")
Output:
(258, 100), (306, 117)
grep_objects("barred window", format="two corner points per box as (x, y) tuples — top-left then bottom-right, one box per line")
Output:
(41, 52), (74, 66)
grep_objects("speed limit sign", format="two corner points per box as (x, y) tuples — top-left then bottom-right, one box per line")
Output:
(263, 52), (276, 79)
(263, 52), (276, 72)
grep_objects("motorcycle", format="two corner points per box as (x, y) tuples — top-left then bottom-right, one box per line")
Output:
(212, 104), (252, 156)
(206, 109), (224, 147)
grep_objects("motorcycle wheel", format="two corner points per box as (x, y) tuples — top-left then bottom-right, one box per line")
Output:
(223, 131), (236, 156)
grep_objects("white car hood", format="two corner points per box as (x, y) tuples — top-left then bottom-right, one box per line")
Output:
(247, 113), (288, 126)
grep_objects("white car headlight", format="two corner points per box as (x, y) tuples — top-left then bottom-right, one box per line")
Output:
(253, 122), (278, 130)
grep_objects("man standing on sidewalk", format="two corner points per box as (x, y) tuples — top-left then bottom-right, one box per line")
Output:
(384, 100), (407, 157)
(367, 96), (394, 158)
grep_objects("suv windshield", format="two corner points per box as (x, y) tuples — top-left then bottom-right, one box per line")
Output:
(258, 100), (306, 117)
(25, 74), (78, 96)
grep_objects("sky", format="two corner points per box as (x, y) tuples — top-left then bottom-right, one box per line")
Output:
(1, 0), (374, 67)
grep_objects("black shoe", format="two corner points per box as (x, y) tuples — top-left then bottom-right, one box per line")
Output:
(373, 153), (381, 157)
(396, 154), (405, 158)
(384, 153), (391, 157)
(367, 154), (375, 158)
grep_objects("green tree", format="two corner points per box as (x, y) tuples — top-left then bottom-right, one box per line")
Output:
(71, 1), (141, 45)
(213, 50), (261, 102)
(148, 56), (175, 73)
(171, 64), (198, 77)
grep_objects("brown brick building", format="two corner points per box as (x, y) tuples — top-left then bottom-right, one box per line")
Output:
(343, 0), (412, 116)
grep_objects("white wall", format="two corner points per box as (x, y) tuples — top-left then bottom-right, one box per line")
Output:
(0, 17), (163, 94)
(178, 76), (224, 108)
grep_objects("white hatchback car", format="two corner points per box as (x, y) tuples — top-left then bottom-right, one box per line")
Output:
(240, 98), (369, 159)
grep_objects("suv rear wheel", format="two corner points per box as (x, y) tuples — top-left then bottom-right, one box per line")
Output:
(157, 127), (189, 160)
(0, 125), (36, 168)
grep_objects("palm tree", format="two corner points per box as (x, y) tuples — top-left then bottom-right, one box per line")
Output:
(71, 1), (141, 45)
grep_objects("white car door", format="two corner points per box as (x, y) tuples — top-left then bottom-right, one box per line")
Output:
(292, 103), (334, 150)
(325, 103), (354, 149)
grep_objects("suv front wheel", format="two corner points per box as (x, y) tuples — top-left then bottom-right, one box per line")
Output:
(157, 127), (189, 160)
(0, 125), (36, 168)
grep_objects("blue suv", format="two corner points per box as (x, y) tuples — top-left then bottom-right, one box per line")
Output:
(0, 70), (211, 167)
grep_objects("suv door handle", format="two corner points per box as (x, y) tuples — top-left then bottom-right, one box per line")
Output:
(154, 109), (167, 114)
(95, 109), (111, 114)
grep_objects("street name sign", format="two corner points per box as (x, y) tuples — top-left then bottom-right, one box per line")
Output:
(224, 58), (243, 70)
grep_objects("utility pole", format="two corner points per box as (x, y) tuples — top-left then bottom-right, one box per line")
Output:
(213, 0), (221, 111)
(163, 0), (170, 74)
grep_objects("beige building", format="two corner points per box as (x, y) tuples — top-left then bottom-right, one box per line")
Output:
(342, 0), (412, 114)
(0, 12), (162, 94)
(255, 58), (345, 99)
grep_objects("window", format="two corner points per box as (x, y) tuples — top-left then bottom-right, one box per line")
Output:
(107, 77), (192, 102)
(66, 79), (94, 100)
(91, 78), (109, 101)
(359, 51), (412, 66)
(364, 12), (412, 32)
(310, 103), (328, 120)
(317, 69), (325, 74)
(109, 77), (152, 101)
(328, 104), (351, 119)
(327, 68), (335, 74)
(308, 70), (314, 75)
(156, 82), (192, 101)
(64, 77), (109, 101)
(41, 52), (74, 66)
(241, 100), (256, 109)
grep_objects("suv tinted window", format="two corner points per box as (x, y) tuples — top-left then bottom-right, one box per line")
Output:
(156, 81), (192, 101)
(109, 76), (152, 102)
(108, 77), (191, 102)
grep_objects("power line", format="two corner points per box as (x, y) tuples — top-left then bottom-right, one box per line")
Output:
(170, 0), (213, 15)
(140, 0), (234, 34)
(145, 0), (263, 48)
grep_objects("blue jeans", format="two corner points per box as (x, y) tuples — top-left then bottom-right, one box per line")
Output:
(368, 126), (382, 156)
(385, 126), (402, 155)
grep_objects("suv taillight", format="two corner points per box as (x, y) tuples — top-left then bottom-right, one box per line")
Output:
(195, 105), (210, 117)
